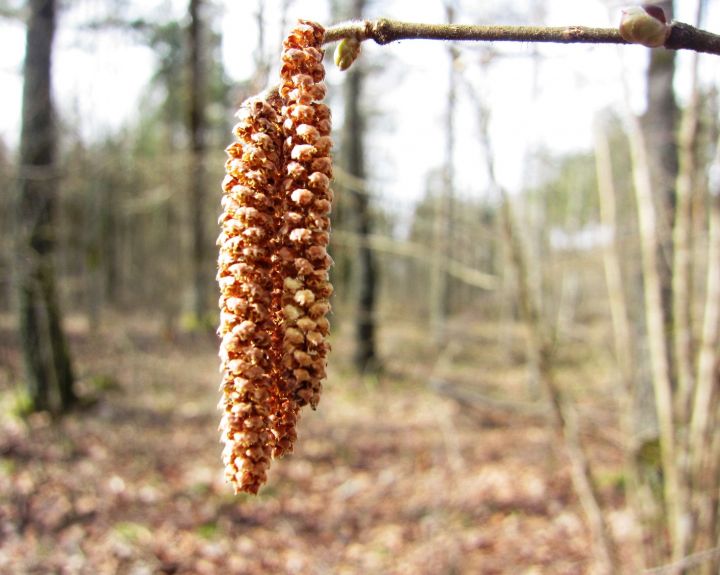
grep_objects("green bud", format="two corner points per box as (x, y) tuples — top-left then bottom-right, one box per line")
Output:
(334, 37), (361, 71)
(619, 5), (670, 48)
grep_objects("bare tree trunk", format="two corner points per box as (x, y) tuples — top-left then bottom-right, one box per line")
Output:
(673, 13), (705, 573)
(499, 197), (620, 575)
(101, 154), (119, 307)
(252, 0), (268, 92)
(86, 173), (103, 332)
(690, 136), (720, 575)
(638, 8), (685, 562)
(17, 0), (76, 414)
(626, 108), (688, 567)
(643, 0), (678, 360)
(554, 182), (581, 337)
(472, 90), (619, 573)
(340, 0), (377, 374)
(0, 144), (11, 313)
(187, 0), (208, 324)
(672, 34), (700, 433)
(594, 123), (652, 568)
(429, 2), (456, 346)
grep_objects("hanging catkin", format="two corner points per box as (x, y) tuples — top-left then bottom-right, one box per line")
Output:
(218, 20), (333, 493)
(273, 20), (334, 457)
(217, 95), (284, 494)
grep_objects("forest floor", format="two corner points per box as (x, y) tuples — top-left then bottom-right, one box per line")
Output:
(0, 311), (636, 574)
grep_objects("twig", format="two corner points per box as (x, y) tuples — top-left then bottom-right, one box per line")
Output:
(643, 546), (720, 574)
(666, 21), (720, 55)
(331, 229), (498, 290)
(324, 18), (720, 55)
(252, 18), (720, 115)
(429, 377), (549, 419)
(325, 19), (625, 46)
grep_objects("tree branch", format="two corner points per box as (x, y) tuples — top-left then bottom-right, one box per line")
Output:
(666, 21), (720, 55)
(324, 18), (720, 55)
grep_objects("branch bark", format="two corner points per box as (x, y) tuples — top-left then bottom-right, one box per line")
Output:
(324, 18), (720, 55)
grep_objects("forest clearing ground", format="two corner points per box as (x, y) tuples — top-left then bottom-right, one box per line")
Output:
(0, 312), (631, 574)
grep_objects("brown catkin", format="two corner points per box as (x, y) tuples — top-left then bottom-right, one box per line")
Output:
(273, 20), (333, 458)
(217, 95), (284, 494)
(218, 18), (333, 491)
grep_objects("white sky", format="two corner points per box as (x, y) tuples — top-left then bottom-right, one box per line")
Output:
(1, 0), (719, 206)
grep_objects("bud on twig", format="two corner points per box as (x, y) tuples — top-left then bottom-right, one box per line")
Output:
(619, 5), (670, 48)
(334, 36), (362, 71)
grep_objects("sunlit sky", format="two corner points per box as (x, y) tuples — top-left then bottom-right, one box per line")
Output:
(1, 0), (719, 207)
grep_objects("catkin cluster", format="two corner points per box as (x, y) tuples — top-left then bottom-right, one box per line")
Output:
(217, 20), (332, 494)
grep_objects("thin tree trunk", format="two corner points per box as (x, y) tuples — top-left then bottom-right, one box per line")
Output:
(643, 0), (678, 362)
(101, 159), (119, 306)
(499, 198), (620, 575)
(429, 2), (456, 346)
(187, 0), (208, 323)
(341, 0), (377, 374)
(0, 146), (11, 313)
(473, 92), (619, 573)
(638, 7), (685, 562)
(690, 138), (720, 573)
(626, 110), (688, 567)
(673, 15), (705, 574)
(17, 0), (76, 414)
(554, 181), (580, 337)
(594, 123), (652, 568)
(672, 35), (700, 434)
(84, 156), (104, 332)
(711, 427), (720, 575)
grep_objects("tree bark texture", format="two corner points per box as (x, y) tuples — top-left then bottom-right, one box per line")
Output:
(341, 0), (378, 374)
(17, 0), (76, 413)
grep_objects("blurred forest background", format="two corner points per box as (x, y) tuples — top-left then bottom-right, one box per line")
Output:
(2, 0), (720, 573)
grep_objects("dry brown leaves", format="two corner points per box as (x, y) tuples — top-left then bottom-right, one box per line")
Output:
(0, 313), (633, 574)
